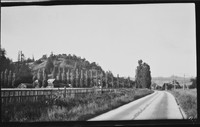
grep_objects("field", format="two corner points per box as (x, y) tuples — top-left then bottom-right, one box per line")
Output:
(169, 89), (197, 119)
(1, 88), (153, 122)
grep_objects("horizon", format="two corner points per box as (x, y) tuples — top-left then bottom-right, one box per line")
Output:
(1, 4), (196, 78)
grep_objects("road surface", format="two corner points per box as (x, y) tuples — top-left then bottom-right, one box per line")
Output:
(88, 91), (184, 121)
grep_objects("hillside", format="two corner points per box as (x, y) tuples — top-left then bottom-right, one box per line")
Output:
(27, 53), (193, 87)
(29, 53), (105, 76)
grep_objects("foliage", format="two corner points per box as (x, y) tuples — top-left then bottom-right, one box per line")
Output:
(169, 89), (197, 119)
(1, 89), (153, 122)
(0, 48), (15, 72)
(189, 77), (196, 89)
(34, 59), (43, 65)
(135, 60), (151, 89)
(14, 63), (33, 87)
(45, 57), (54, 74)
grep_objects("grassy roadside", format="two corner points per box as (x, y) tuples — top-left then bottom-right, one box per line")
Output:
(169, 89), (197, 119)
(1, 88), (153, 122)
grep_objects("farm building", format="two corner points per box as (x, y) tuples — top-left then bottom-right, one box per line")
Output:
(18, 83), (34, 88)
(47, 79), (56, 88)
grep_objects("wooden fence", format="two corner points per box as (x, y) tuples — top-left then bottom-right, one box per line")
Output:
(1, 88), (115, 105)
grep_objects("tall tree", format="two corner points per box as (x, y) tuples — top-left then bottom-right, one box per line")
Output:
(42, 68), (48, 87)
(12, 73), (16, 88)
(37, 69), (43, 87)
(189, 77), (196, 89)
(135, 60), (151, 89)
(0, 48), (14, 72)
(52, 66), (56, 79)
(57, 67), (62, 82)
(45, 57), (54, 74)
(8, 70), (12, 87)
(62, 67), (66, 83)
(4, 69), (8, 88)
(1, 71), (4, 87)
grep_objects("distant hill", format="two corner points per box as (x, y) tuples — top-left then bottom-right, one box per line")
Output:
(29, 53), (105, 76)
(152, 76), (192, 86)
(129, 76), (192, 86)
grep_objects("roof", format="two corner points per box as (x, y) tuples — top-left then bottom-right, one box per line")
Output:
(48, 79), (55, 83)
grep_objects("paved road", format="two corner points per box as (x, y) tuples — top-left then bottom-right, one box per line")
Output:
(88, 91), (184, 121)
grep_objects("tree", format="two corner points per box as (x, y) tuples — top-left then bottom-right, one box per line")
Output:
(0, 48), (15, 72)
(4, 69), (8, 88)
(13, 63), (33, 87)
(45, 57), (54, 74)
(37, 69), (43, 87)
(57, 67), (62, 82)
(135, 60), (152, 89)
(61, 67), (66, 83)
(42, 54), (47, 60)
(42, 69), (48, 87)
(52, 66), (57, 79)
(189, 77), (196, 89)
(12, 73), (16, 88)
(8, 70), (12, 87)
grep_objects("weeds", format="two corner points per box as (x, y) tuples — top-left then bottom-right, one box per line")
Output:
(169, 89), (197, 119)
(1, 88), (153, 122)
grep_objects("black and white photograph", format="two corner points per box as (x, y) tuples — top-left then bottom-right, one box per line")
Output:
(1, 0), (197, 123)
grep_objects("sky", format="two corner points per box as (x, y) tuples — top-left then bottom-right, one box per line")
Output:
(1, 3), (196, 78)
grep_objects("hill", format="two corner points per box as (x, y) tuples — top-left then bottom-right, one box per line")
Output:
(152, 76), (192, 87)
(29, 53), (105, 76)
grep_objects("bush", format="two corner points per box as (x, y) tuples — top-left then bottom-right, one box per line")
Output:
(169, 89), (197, 119)
(1, 89), (153, 121)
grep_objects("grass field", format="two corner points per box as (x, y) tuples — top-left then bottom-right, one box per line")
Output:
(169, 89), (197, 119)
(1, 88), (153, 122)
